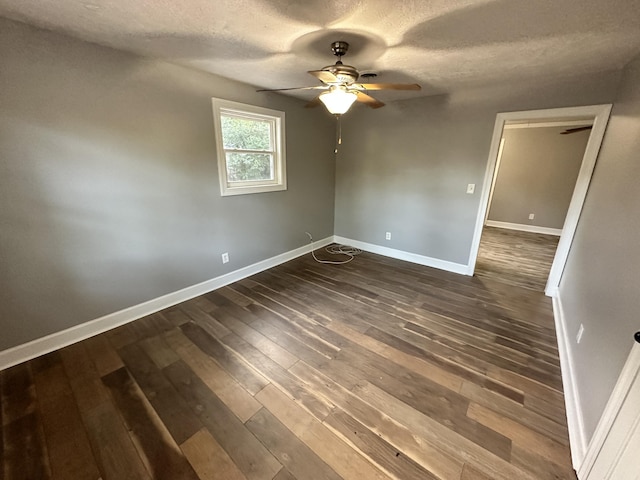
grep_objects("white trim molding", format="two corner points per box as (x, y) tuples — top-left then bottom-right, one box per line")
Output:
(334, 236), (469, 275)
(579, 339), (640, 479)
(485, 220), (562, 236)
(0, 236), (333, 371)
(552, 293), (589, 467)
(503, 119), (594, 130)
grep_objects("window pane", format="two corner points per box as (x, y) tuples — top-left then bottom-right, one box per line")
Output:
(221, 115), (271, 150)
(225, 152), (274, 182)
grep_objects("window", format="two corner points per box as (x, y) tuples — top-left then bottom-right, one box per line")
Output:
(212, 98), (286, 196)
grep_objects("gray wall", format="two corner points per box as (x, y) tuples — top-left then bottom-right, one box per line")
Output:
(487, 126), (590, 229)
(558, 55), (640, 442)
(0, 18), (336, 351)
(335, 74), (619, 265)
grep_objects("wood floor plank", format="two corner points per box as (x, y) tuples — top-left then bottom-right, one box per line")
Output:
(466, 403), (571, 468)
(33, 356), (101, 480)
(139, 334), (181, 369)
(272, 468), (296, 480)
(351, 381), (535, 480)
(128, 315), (163, 343)
(461, 463), (495, 480)
(180, 322), (269, 396)
(510, 444), (577, 480)
(179, 303), (233, 339)
(324, 409), (440, 480)
(232, 302), (333, 366)
(404, 321), (562, 389)
(59, 342), (111, 412)
(217, 286), (253, 308)
(459, 381), (569, 445)
(240, 276), (334, 327)
(255, 383), (392, 480)
(326, 320), (464, 392)
(180, 428), (247, 480)
(118, 342), (203, 445)
(3, 410), (52, 479)
(102, 367), (199, 480)
(164, 328), (262, 423)
(212, 307), (299, 369)
(1, 363), (36, 426)
(163, 360), (282, 480)
(288, 362), (463, 480)
(82, 399), (152, 480)
(324, 345), (513, 461)
(364, 324), (528, 401)
(161, 307), (191, 327)
(245, 300), (338, 357)
(84, 334), (124, 377)
(246, 408), (342, 480)
(524, 392), (569, 427)
(106, 323), (141, 350)
(220, 332), (335, 421)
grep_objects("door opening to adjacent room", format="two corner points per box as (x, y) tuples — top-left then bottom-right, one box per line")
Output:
(468, 105), (612, 296)
(476, 121), (592, 291)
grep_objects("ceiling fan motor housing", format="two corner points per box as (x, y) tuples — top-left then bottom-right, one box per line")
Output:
(331, 41), (349, 58)
(324, 41), (359, 83)
(322, 63), (359, 84)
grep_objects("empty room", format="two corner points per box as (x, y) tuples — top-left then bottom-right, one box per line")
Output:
(1, 1), (640, 479)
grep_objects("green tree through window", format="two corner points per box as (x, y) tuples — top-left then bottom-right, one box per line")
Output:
(221, 116), (273, 182)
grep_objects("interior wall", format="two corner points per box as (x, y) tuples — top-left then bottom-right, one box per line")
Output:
(0, 18), (336, 351)
(487, 126), (590, 229)
(558, 54), (640, 442)
(334, 74), (619, 265)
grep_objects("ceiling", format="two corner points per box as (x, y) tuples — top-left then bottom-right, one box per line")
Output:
(1, 0), (640, 102)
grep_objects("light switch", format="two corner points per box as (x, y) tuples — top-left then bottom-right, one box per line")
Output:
(466, 184), (475, 194)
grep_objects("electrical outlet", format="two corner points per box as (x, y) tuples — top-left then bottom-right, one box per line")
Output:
(221, 252), (229, 264)
(576, 324), (585, 344)
(529, 213), (535, 220)
(466, 184), (475, 194)
(385, 232), (391, 240)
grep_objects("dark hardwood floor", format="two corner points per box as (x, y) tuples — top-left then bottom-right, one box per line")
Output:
(475, 227), (561, 292)
(1, 249), (575, 479)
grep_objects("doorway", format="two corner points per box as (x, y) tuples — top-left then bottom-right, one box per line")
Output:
(468, 105), (612, 296)
(475, 121), (592, 291)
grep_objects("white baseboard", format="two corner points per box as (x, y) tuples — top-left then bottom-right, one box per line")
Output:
(486, 220), (562, 236)
(0, 236), (333, 371)
(578, 341), (640, 479)
(333, 236), (470, 275)
(552, 293), (588, 468)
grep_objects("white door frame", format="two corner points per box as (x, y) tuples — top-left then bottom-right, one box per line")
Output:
(467, 104), (613, 296)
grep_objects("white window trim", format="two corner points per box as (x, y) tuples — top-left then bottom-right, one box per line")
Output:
(212, 98), (287, 196)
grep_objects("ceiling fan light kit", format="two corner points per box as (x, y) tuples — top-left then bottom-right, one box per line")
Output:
(319, 86), (358, 115)
(258, 41), (421, 116)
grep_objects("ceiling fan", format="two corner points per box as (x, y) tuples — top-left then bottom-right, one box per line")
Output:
(560, 126), (592, 135)
(257, 41), (421, 115)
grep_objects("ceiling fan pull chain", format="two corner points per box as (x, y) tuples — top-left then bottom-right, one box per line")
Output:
(335, 114), (342, 154)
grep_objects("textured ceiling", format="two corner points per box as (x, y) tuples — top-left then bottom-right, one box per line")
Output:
(1, 0), (640, 102)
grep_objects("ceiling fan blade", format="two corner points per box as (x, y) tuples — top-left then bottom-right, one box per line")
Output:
(308, 70), (340, 84)
(256, 85), (327, 92)
(356, 83), (421, 91)
(305, 96), (322, 108)
(355, 91), (385, 109)
(560, 126), (592, 135)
